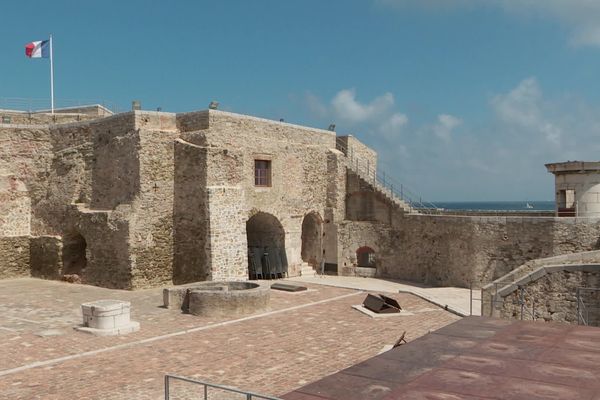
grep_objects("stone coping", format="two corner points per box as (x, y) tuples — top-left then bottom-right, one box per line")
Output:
(482, 250), (600, 291)
(495, 264), (600, 298)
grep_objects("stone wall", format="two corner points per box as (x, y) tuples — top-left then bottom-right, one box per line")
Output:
(0, 106), (106, 125)
(128, 113), (179, 288)
(70, 206), (132, 289)
(498, 265), (600, 326)
(197, 110), (340, 275)
(8, 105), (599, 294)
(0, 236), (30, 278)
(481, 250), (600, 316)
(30, 236), (62, 279)
(345, 171), (401, 224)
(206, 187), (247, 280)
(0, 126), (53, 222)
(338, 212), (600, 287)
(172, 140), (210, 284)
(336, 135), (378, 172)
(0, 174), (30, 236)
(90, 113), (139, 210)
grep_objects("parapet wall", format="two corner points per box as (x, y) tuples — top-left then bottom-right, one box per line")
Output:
(338, 213), (600, 287)
(0, 236), (30, 278)
(496, 264), (600, 325)
(336, 135), (378, 171)
(0, 174), (30, 236)
(0, 111), (106, 125)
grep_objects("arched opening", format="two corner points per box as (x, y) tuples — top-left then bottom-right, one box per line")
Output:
(356, 246), (376, 268)
(246, 212), (287, 279)
(301, 212), (322, 269)
(62, 232), (88, 276)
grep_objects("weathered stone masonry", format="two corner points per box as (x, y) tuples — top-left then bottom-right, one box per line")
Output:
(1, 105), (599, 291)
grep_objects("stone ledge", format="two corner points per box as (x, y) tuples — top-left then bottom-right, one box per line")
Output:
(351, 304), (414, 318)
(74, 321), (140, 337)
(496, 264), (600, 297)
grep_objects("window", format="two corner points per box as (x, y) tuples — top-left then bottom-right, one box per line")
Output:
(356, 246), (376, 268)
(558, 189), (575, 209)
(255, 160), (271, 187)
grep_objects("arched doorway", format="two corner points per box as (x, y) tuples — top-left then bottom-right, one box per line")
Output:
(62, 232), (88, 276)
(356, 246), (376, 268)
(246, 212), (287, 279)
(301, 212), (322, 269)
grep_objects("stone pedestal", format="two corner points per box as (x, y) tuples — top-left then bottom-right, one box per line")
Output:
(75, 299), (139, 336)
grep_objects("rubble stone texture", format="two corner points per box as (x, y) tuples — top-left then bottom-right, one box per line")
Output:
(1, 105), (600, 292)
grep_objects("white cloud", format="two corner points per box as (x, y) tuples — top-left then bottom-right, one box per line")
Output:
(491, 77), (562, 145)
(498, 0), (600, 47)
(331, 89), (395, 123)
(378, 0), (600, 47)
(491, 77), (541, 127)
(379, 112), (409, 140)
(433, 114), (462, 142)
(304, 91), (328, 119)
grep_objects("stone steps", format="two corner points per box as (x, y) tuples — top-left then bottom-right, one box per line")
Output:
(300, 263), (316, 277)
(348, 168), (414, 214)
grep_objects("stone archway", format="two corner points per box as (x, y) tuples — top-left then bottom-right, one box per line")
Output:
(356, 246), (377, 277)
(62, 232), (88, 276)
(301, 212), (322, 268)
(356, 246), (376, 268)
(246, 212), (287, 279)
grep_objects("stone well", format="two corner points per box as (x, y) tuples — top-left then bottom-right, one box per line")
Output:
(76, 299), (140, 336)
(163, 281), (270, 318)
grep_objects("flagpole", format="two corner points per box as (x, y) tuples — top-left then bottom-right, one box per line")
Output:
(49, 34), (54, 114)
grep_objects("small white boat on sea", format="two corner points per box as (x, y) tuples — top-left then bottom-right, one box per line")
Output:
(526, 203), (534, 209)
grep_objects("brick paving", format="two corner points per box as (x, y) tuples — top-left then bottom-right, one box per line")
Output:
(0, 278), (459, 399)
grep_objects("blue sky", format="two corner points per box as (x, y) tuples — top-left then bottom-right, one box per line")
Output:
(2, 1), (600, 201)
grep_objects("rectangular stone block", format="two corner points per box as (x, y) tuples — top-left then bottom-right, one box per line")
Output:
(81, 300), (132, 330)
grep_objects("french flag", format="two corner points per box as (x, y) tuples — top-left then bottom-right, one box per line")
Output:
(25, 40), (50, 58)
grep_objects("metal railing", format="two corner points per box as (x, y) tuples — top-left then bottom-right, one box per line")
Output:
(469, 282), (483, 316)
(164, 374), (281, 400)
(516, 285), (536, 321)
(0, 97), (120, 113)
(483, 279), (538, 320)
(576, 287), (600, 326)
(335, 137), (437, 212)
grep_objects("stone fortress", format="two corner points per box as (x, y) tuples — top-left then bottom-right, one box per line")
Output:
(1, 104), (599, 322)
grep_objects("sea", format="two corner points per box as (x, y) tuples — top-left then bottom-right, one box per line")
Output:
(432, 201), (555, 212)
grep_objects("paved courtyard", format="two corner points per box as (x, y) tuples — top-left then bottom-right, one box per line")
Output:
(0, 278), (459, 399)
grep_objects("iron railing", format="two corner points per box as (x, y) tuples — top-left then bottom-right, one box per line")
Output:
(516, 285), (536, 321)
(334, 137), (437, 212)
(483, 279), (538, 320)
(576, 287), (600, 326)
(0, 97), (120, 113)
(164, 374), (281, 400)
(469, 282), (483, 316)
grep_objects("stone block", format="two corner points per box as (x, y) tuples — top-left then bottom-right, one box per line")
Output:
(76, 299), (139, 336)
(525, 267), (547, 283)
(163, 287), (189, 310)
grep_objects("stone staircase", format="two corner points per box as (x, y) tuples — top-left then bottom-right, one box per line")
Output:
(299, 262), (316, 277)
(337, 140), (430, 214)
(349, 168), (415, 214)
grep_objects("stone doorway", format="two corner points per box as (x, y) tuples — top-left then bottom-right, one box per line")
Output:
(62, 232), (88, 276)
(301, 212), (322, 269)
(356, 246), (376, 268)
(246, 212), (287, 279)
(356, 246), (376, 277)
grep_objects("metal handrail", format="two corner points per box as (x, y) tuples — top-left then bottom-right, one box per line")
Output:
(164, 374), (282, 400)
(517, 285), (536, 321)
(0, 97), (120, 113)
(576, 287), (600, 326)
(334, 137), (437, 211)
